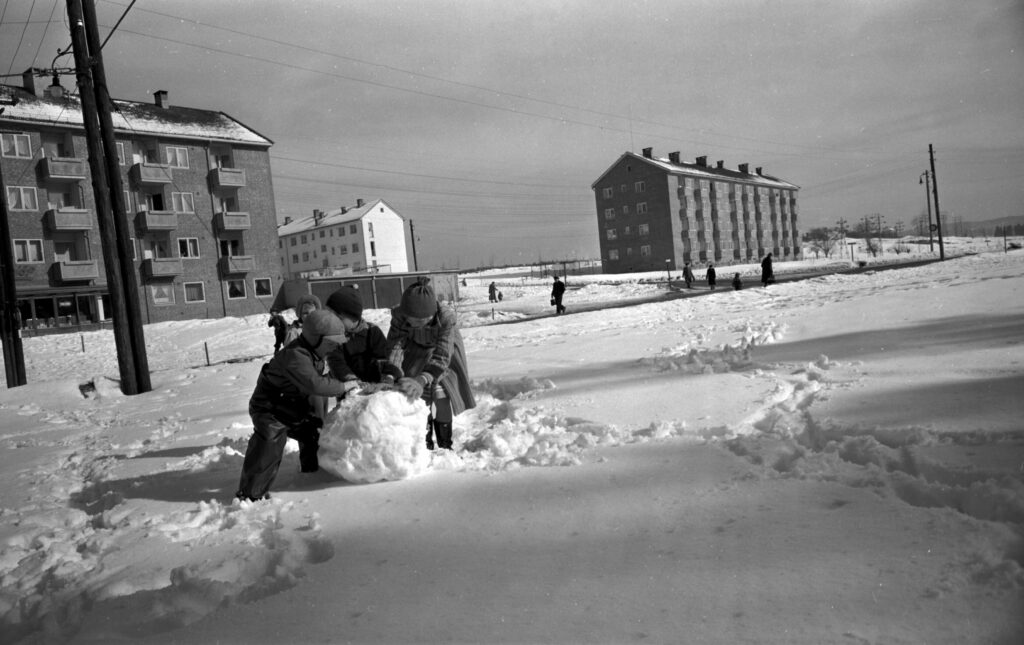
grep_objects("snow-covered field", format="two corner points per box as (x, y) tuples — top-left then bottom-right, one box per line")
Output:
(1, 247), (1023, 644)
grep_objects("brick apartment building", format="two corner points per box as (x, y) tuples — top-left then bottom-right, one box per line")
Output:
(278, 198), (411, 279)
(1, 71), (281, 332)
(592, 147), (801, 273)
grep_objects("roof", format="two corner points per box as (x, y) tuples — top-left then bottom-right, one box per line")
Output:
(0, 84), (272, 146)
(277, 198), (403, 237)
(591, 151), (799, 191)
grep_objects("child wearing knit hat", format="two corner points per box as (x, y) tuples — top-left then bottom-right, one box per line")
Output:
(324, 286), (401, 390)
(385, 281), (476, 450)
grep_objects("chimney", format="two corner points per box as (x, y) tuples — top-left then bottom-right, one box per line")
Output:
(313, 209), (323, 224)
(668, 151), (680, 164)
(738, 163), (749, 174)
(696, 155), (708, 167)
(284, 216), (292, 225)
(641, 147), (652, 159)
(716, 160), (725, 169)
(755, 167), (763, 176)
(153, 90), (168, 108)
(22, 68), (37, 95)
(340, 206), (348, 214)
(356, 198), (364, 208)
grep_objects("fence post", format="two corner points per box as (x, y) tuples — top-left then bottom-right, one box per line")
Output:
(204, 342), (211, 366)
(81, 334), (86, 353)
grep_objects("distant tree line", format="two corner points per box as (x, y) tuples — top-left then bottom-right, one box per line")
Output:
(994, 224), (1024, 236)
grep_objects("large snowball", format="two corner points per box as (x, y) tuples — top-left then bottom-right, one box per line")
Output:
(318, 391), (431, 483)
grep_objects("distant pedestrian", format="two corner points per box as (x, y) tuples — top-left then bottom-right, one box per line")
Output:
(283, 294), (322, 346)
(760, 253), (774, 288)
(551, 276), (566, 315)
(267, 310), (288, 353)
(706, 264), (717, 290)
(488, 281), (498, 303)
(498, 291), (503, 301)
(732, 273), (743, 291)
(683, 262), (695, 288)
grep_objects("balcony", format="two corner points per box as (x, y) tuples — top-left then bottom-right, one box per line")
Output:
(219, 255), (255, 275)
(214, 211), (251, 232)
(135, 210), (178, 233)
(55, 260), (99, 281)
(141, 258), (183, 279)
(209, 167), (246, 189)
(39, 157), (87, 182)
(130, 162), (173, 185)
(45, 207), (92, 231)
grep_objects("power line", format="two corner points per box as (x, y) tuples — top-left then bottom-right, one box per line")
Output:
(29, 0), (59, 70)
(99, 0), (135, 50)
(5, 0), (38, 75)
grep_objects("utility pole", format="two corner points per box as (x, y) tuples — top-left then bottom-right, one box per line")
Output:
(408, 219), (419, 271)
(920, 171), (934, 252)
(66, 0), (147, 394)
(0, 120), (28, 387)
(929, 144), (945, 260)
(836, 218), (849, 259)
(80, 0), (150, 392)
(875, 214), (884, 254)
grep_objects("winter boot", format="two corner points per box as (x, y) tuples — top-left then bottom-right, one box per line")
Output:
(425, 416), (435, 450)
(433, 421), (453, 450)
(298, 429), (320, 473)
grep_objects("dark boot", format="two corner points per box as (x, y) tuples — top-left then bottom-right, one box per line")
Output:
(434, 422), (453, 450)
(425, 416), (435, 450)
(298, 430), (320, 473)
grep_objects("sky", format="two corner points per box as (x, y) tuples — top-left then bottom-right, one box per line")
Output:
(2, 0), (1022, 269)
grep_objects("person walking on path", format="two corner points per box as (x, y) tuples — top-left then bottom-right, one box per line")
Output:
(732, 273), (743, 291)
(706, 264), (717, 290)
(551, 275), (567, 315)
(488, 282), (498, 303)
(268, 310), (288, 353)
(386, 281), (476, 451)
(760, 253), (774, 288)
(237, 310), (352, 501)
(683, 262), (695, 289)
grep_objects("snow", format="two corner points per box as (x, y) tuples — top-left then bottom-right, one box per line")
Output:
(1, 245), (1023, 643)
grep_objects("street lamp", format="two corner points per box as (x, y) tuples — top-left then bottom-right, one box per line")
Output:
(919, 171), (935, 252)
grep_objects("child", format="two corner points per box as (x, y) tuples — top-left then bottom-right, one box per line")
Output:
(386, 281), (476, 450)
(706, 263), (717, 290)
(324, 286), (401, 390)
(237, 310), (355, 501)
(267, 310), (287, 353)
(683, 262), (695, 288)
(732, 273), (743, 291)
(283, 294), (321, 346)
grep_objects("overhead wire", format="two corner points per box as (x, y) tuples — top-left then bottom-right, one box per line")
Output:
(5, 0), (38, 75)
(29, 0), (59, 70)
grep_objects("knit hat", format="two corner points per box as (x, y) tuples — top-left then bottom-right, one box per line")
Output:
(295, 294), (322, 315)
(301, 310), (346, 346)
(400, 282), (437, 319)
(326, 287), (363, 320)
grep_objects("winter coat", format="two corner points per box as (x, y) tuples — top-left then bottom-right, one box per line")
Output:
(706, 267), (717, 285)
(683, 266), (695, 282)
(250, 336), (347, 424)
(326, 320), (401, 383)
(551, 280), (566, 298)
(386, 302), (476, 415)
(761, 256), (774, 283)
(283, 321), (302, 346)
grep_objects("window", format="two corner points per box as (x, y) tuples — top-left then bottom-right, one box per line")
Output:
(178, 237), (200, 258)
(220, 239), (242, 257)
(621, 204), (629, 215)
(639, 223), (650, 237)
(302, 252), (309, 262)
(1, 133), (32, 158)
(602, 186), (613, 198)
(609, 249), (619, 260)
(322, 259), (329, 267)
(291, 254), (299, 263)
(640, 245), (652, 257)
(606, 228), (617, 241)
(351, 242), (359, 253)
(116, 142), (126, 165)
(144, 191), (165, 211)
(620, 184), (627, 193)
(626, 247), (633, 256)
(184, 282), (206, 303)
(171, 192), (194, 213)
(226, 279), (246, 299)
(290, 237), (296, 247)
(319, 230), (325, 238)
(368, 222), (374, 237)
(151, 284), (175, 305)
(123, 190), (132, 214)
(338, 227), (346, 237)
(301, 234), (307, 244)
(6, 186), (38, 211)
(165, 146), (189, 168)
(254, 278), (273, 297)
(349, 224), (357, 234)
(370, 241), (376, 256)
(339, 246), (348, 255)
(635, 181), (646, 193)
(14, 239), (44, 263)
(129, 238), (136, 260)
(331, 248), (335, 255)
(321, 244), (327, 252)
(637, 202), (648, 214)
(604, 208), (615, 220)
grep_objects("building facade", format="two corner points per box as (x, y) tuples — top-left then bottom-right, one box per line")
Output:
(592, 148), (800, 273)
(1, 72), (281, 332)
(278, 198), (410, 279)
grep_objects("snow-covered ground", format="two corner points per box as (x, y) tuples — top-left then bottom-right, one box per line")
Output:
(1, 246), (1022, 643)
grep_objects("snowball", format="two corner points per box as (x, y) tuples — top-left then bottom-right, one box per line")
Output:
(318, 392), (431, 483)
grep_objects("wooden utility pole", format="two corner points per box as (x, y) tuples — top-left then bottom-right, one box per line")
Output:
(929, 144), (945, 260)
(80, 0), (150, 391)
(66, 0), (146, 394)
(409, 219), (419, 271)
(0, 131), (28, 387)
(921, 171), (934, 252)
(836, 218), (849, 259)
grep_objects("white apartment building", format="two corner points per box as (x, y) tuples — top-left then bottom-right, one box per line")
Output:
(278, 198), (410, 279)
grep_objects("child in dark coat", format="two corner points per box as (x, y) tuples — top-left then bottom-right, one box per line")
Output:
(706, 264), (717, 290)
(237, 310), (353, 501)
(386, 282), (476, 450)
(324, 287), (402, 391)
(732, 273), (743, 291)
(268, 310), (288, 353)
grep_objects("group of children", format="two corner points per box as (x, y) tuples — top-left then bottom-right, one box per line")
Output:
(239, 281), (474, 502)
(682, 261), (745, 291)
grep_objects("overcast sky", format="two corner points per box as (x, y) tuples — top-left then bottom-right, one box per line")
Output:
(3, 0), (1022, 268)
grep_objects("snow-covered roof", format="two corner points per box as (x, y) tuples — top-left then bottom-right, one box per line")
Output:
(0, 84), (272, 146)
(277, 198), (403, 237)
(591, 151), (799, 190)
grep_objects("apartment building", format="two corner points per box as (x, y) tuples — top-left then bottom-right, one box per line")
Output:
(592, 147), (801, 273)
(1, 71), (281, 332)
